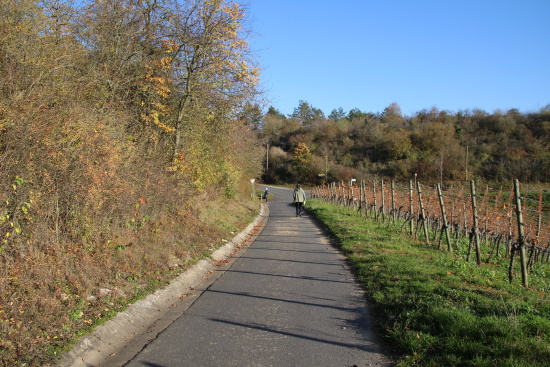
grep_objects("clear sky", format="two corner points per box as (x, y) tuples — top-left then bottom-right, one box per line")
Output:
(244, 0), (550, 117)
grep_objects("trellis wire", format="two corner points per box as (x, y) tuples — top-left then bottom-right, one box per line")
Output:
(312, 179), (549, 287)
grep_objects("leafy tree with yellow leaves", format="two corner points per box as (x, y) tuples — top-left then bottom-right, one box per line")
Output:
(164, 0), (261, 192)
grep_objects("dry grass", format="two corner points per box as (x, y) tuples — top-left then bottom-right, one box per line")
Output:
(0, 191), (260, 366)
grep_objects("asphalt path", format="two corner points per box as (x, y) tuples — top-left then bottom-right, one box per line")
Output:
(117, 186), (393, 367)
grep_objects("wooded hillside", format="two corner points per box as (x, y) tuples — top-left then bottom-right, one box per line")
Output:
(257, 101), (550, 185)
(0, 0), (262, 364)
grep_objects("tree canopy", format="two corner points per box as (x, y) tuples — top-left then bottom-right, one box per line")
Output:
(259, 101), (550, 185)
(0, 1), (263, 363)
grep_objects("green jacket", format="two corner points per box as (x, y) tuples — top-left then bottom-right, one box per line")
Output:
(293, 188), (307, 203)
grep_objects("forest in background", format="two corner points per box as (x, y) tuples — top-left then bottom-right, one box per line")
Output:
(1, 0), (263, 364)
(254, 100), (550, 186)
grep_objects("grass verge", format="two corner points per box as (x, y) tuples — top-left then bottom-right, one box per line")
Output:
(0, 194), (260, 366)
(306, 199), (549, 367)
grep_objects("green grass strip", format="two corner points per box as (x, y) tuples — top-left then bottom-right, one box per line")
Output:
(306, 199), (550, 367)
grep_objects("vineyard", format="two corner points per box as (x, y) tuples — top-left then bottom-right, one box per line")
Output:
(312, 179), (550, 288)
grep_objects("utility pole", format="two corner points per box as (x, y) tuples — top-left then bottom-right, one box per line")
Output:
(265, 142), (269, 182)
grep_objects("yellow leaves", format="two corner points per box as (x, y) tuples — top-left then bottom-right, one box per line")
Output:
(139, 57), (173, 132)
(148, 58), (171, 71)
(222, 1), (245, 23)
(140, 112), (175, 133)
(143, 74), (171, 98)
(137, 40), (176, 131)
(162, 39), (179, 55)
(168, 128), (241, 194)
(152, 102), (169, 113)
(160, 56), (172, 69)
(156, 123), (174, 133)
(293, 142), (312, 161)
(167, 151), (191, 174)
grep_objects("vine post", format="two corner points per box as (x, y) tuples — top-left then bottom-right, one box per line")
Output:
(470, 180), (482, 265)
(359, 180), (365, 211)
(380, 180), (386, 222)
(372, 180), (377, 219)
(391, 180), (396, 223)
(513, 179), (529, 288)
(437, 184), (453, 253)
(416, 182), (430, 245)
(409, 180), (414, 236)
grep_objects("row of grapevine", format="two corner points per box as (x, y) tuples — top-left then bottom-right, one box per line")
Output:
(312, 179), (550, 288)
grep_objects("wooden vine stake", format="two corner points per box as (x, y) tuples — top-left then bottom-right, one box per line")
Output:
(391, 180), (396, 223)
(437, 184), (453, 253)
(470, 180), (482, 265)
(380, 180), (386, 222)
(416, 182), (430, 245)
(372, 181), (378, 220)
(361, 181), (368, 216)
(359, 180), (365, 212)
(536, 189), (542, 244)
(409, 180), (414, 236)
(513, 179), (529, 288)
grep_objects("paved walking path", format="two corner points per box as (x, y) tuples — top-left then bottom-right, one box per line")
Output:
(59, 187), (392, 367)
(123, 186), (391, 367)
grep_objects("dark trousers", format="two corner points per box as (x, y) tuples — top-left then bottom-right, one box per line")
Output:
(295, 202), (304, 216)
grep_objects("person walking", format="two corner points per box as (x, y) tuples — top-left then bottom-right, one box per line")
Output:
(263, 188), (269, 202)
(293, 184), (307, 217)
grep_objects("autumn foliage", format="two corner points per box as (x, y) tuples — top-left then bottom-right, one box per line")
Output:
(0, 0), (262, 365)
(260, 101), (550, 185)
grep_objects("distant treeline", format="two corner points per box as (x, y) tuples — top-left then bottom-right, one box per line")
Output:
(254, 100), (550, 185)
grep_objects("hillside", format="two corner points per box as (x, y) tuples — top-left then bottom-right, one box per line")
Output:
(257, 101), (550, 186)
(1, 1), (262, 365)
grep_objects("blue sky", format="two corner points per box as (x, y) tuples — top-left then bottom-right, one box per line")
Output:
(244, 0), (550, 117)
